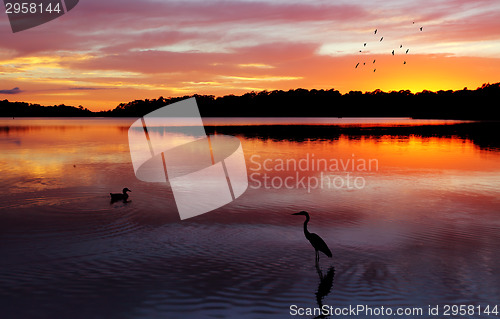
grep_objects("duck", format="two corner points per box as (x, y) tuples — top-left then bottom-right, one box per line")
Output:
(110, 188), (131, 201)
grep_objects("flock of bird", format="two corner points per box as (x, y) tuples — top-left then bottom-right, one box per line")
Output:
(355, 22), (423, 72)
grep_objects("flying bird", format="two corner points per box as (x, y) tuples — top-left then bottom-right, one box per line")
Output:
(355, 63), (359, 68)
(374, 69), (376, 72)
(392, 50), (395, 55)
(373, 59), (376, 63)
(374, 29), (377, 34)
(406, 49), (409, 54)
(292, 211), (332, 264)
(400, 44), (403, 48)
(420, 27), (423, 31)
(364, 43), (367, 47)
(404, 61), (407, 64)
(380, 37), (383, 42)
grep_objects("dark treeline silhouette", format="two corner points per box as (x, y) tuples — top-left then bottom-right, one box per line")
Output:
(0, 100), (93, 117)
(1, 82), (499, 119)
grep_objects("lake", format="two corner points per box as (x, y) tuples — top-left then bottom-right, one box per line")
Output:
(1, 117), (499, 319)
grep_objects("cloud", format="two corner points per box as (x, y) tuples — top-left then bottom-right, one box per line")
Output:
(0, 0), (370, 56)
(0, 87), (22, 94)
(1, 0), (499, 111)
(67, 86), (108, 90)
(59, 42), (320, 79)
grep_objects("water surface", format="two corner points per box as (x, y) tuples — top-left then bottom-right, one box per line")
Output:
(1, 118), (499, 319)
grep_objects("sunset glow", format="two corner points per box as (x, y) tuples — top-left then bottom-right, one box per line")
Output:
(1, 0), (499, 111)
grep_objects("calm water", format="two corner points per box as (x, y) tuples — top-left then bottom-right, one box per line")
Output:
(1, 118), (499, 319)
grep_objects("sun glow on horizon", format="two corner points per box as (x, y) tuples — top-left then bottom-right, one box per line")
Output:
(1, 0), (499, 111)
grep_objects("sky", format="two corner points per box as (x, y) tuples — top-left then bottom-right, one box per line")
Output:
(1, 0), (500, 111)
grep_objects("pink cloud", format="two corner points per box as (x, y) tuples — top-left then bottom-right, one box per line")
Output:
(0, 0), (369, 56)
(59, 42), (320, 75)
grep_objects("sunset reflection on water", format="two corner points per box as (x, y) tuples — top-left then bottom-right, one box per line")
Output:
(0, 117), (499, 319)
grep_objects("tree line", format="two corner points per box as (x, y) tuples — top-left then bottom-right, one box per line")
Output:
(1, 82), (499, 119)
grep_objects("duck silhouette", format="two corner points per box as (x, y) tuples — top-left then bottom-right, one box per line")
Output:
(110, 188), (131, 202)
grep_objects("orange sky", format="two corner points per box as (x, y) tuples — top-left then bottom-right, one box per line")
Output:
(1, 0), (500, 111)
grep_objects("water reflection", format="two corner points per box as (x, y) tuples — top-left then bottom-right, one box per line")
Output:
(0, 118), (499, 319)
(314, 264), (336, 319)
(204, 122), (499, 151)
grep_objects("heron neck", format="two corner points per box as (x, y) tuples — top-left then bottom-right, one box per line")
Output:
(303, 216), (311, 236)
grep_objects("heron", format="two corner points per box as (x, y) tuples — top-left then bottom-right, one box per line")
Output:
(292, 211), (332, 264)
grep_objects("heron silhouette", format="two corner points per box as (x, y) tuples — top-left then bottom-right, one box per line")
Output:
(292, 211), (332, 264)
